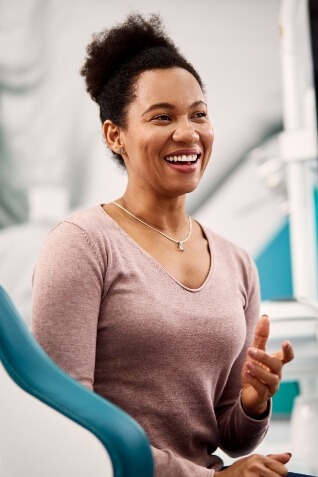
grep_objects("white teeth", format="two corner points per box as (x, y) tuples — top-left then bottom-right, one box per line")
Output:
(165, 154), (198, 163)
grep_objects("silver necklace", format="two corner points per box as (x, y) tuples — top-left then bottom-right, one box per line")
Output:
(113, 201), (192, 251)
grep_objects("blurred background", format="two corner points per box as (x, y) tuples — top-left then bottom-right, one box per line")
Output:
(0, 0), (317, 473)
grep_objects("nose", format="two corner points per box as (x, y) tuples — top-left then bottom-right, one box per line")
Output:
(172, 120), (199, 143)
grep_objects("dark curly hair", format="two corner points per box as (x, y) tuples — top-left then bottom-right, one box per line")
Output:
(80, 13), (203, 167)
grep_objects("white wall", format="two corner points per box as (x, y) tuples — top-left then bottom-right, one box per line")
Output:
(0, 0), (285, 319)
(0, 0), (282, 215)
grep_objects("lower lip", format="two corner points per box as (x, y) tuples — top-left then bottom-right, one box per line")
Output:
(164, 160), (200, 173)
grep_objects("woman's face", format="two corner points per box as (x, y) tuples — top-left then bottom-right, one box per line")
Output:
(119, 67), (214, 198)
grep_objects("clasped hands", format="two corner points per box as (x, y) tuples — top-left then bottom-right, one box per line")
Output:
(216, 314), (294, 477)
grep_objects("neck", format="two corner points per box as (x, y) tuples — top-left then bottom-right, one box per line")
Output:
(119, 188), (188, 234)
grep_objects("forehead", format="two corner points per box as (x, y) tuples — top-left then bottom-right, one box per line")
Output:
(132, 67), (205, 110)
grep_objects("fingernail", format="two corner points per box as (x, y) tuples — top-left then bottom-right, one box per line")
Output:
(287, 452), (292, 457)
(261, 314), (269, 318)
(248, 347), (258, 357)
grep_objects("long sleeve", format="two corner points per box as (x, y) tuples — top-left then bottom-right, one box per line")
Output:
(151, 447), (216, 477)
(32, 221), (106, 388)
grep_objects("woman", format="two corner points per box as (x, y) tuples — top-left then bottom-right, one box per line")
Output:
(32, 13), (304, 477)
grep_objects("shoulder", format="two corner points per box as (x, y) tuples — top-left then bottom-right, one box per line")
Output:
(61, 205), (110, 234)
(47, 205), (115, 245)
(37, 206), (116, 269)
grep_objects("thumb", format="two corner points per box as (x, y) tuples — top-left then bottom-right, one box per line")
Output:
(267, 452), (291, 465)
(252, 315), (270, 350)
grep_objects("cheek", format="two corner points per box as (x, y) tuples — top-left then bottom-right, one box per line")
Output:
(207, 125), (214, 144)
(129, 139), (159, 173)
(142, 132), (167, 156)
(126, 128), (170, 164)
(205, 130), (214, 153)
(210, 134), (214, 150)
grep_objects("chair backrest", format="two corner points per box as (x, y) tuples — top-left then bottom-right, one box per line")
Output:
(0, 360), (114, 476)
(0, 286), (153, 477)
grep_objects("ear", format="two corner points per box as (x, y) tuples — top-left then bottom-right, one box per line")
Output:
(103, 120), (124, 154)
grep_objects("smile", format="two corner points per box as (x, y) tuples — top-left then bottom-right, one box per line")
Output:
(164, 154), (199, 164)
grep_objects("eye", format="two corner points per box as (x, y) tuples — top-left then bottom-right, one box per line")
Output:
(192, 111), (208, 119)
(152, 114), (171, 122)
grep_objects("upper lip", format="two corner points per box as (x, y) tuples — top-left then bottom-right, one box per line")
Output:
(164, 149), (201, 157)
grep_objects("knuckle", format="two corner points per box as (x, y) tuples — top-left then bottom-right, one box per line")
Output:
(271, 374), (280, 387)
(249, 453), (263, 463)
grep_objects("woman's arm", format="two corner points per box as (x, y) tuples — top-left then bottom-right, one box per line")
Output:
(32, 221), (105, 386)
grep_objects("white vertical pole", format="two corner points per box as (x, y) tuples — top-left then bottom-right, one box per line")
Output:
(280, 0), (318, 300)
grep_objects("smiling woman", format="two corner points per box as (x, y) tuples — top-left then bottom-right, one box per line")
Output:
(31, 12), (309, 477)
(104, 67), (213, 202)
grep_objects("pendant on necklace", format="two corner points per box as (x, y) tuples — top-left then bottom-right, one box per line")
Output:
(178, 242), (184, 251)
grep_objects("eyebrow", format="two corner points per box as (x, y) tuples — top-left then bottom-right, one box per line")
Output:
(142, 100), (207, 116)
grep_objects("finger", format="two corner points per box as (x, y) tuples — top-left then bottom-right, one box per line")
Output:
(272, 341), (294, 365)
(248, 348), (283, 375)
(266, 458), (289, 477)
(244, 369), (270, 396)
(268, 452), (292, 465)
(246, 361), (280, 393)
(252, 315), (270, 350)
(246, 454), (289, 476)
(281, 341), (294, 364)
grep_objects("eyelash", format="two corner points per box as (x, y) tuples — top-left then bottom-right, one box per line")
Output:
(153, 114), (171, 121)
(152, 112), (207, 121)
(194, 112), (207, 119)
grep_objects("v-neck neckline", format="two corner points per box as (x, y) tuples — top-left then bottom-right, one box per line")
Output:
(98, 205), (214, 293)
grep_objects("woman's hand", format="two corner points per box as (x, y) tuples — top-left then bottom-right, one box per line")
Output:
(241, 315), (294, 417)
(215, 453), (291, 476)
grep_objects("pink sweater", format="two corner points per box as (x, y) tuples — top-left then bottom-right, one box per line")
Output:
(32, 206), (270, 476)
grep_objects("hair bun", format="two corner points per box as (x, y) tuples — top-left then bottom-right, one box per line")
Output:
(81, 13), (178, 102)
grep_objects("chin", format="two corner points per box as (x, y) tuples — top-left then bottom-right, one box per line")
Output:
(182, 178), (202, 192)
(168, 182), (200, 197)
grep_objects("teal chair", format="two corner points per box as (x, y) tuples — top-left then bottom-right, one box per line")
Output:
(0, 286), (153, 477)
